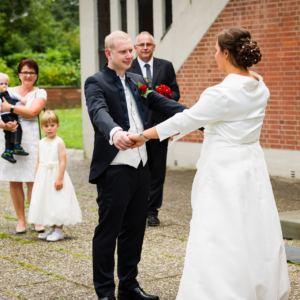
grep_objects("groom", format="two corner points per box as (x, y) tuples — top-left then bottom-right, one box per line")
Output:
(85, 30), (187, 300)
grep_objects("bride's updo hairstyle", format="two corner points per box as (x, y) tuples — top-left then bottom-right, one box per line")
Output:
(217, 28), (262, 69)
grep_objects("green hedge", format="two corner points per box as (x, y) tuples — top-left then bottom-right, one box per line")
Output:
(1, 49), (81, 86)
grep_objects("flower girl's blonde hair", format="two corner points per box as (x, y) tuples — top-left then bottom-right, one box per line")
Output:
(41, 110), (59, 127)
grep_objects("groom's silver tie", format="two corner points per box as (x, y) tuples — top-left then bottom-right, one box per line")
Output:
(145, 64), (152, 88)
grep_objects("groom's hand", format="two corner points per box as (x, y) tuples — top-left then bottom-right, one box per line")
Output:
(113, 131), (135, 151)
(128, 134), (145, 149)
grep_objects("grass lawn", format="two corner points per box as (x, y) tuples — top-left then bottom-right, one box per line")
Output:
(41, 108), (83, 149)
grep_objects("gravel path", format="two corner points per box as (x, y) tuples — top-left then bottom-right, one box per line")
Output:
(0, 149), (299, 299)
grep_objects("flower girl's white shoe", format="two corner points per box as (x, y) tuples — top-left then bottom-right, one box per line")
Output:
(46, 232), (64, 242)
(38, 231), (53, 240)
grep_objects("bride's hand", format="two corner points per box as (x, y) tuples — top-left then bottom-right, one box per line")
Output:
(128, 134), (145, 149)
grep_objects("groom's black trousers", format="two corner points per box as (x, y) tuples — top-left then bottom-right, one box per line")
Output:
(93, 162), (150, 298)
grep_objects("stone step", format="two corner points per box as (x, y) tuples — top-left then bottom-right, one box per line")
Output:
(279, 210), (300, 240)
(285, 245), (300, 264)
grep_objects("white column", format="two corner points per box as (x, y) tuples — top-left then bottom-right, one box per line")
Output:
(79, 0), (99, 159)
(127, 0), (138, 45)
(110, 0), (121, 31)
(153, 0), (165, 43)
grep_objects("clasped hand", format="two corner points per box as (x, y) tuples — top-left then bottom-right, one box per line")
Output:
(1, 96), (11, 113)
(112, 131), (145, 150)
(0, 96), (18, 132)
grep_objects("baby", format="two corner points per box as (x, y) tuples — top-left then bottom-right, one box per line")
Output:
(0, 72), (29, 163)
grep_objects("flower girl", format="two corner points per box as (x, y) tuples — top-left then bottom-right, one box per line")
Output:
(28, 111), (82, 241)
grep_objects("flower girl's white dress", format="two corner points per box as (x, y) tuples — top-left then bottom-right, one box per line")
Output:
(28, 137), (82, 226)
(156, 71), (290, 300)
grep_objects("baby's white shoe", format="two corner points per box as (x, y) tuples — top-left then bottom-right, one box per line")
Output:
(38, 230), (53, 240)
(46, 232), (64, 242)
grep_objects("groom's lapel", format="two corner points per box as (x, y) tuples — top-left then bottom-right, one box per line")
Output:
(152, 57), (161, 88)
(114, 76), (130, 127)
(126, 75), (147, 127)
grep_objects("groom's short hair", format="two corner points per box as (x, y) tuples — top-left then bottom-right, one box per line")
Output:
(105, 31), (131, 50)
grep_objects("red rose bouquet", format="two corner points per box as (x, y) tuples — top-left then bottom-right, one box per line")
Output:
(155, 84), (173, 99)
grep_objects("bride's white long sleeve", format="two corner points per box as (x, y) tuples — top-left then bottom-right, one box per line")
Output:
(156, 86), (228, 142)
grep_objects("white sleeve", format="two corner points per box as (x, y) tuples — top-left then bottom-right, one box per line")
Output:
(109, 127), (123, 145)
(156, 87), (228, 143)
(8, 90), (21, 101)
(36, 89), (47, 101)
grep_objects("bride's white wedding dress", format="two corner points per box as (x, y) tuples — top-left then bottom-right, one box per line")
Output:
(156, 71), (290, 300)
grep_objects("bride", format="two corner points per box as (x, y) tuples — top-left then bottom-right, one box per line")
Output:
(129, 28), (290, 300)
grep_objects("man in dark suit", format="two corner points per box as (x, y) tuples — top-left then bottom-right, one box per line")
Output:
(85, 31), (187, 300)
(128, 31), (180, 227)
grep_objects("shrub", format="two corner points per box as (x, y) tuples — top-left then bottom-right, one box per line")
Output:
(0, 58), (18, 86)
(2, 49), (81, 86)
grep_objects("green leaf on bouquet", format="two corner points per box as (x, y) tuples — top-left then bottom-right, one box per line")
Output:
(141, 89), (153, 98)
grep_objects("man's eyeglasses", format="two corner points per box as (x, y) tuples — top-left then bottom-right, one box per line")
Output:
(19, 72), (37, 76)
(136, 43), (154, 48)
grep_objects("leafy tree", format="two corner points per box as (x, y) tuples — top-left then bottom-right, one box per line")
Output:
(0, 0), (81, 86)
(0, 0), (58, 55)
(49, 0), (79, 30)
(0, 0), (79, 58)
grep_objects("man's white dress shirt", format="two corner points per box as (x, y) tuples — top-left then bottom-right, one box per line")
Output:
(137, 56), (154, 79)
(109, 76), (147, 168)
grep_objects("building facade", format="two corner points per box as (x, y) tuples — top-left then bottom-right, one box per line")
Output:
(79, 0), (300, 179)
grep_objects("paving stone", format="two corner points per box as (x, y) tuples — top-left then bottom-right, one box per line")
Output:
(0, 268), (52, 289)
(285, 245), (300, 264)
(7, 278), (95, 300)
(280, 210), (300, 240)
(0, 291), (17, 300)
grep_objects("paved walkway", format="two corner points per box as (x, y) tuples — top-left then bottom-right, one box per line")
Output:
(0, 150), (300, 299)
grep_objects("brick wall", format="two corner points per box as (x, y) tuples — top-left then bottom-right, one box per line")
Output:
(40, 86), (81, 110)
(176, 0), (300, 150)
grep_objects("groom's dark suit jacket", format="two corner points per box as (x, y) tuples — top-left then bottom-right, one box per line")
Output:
(128, 57), (180, 125)
(85, 64), (187, 184)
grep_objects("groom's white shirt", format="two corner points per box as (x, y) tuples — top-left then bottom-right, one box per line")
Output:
(109, 75), (148, 168)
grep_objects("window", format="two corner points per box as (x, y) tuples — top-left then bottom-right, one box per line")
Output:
(120, 0), (127, 32)
(97, 0), (111, 70)
(138, 0), (153, 35)
(165, 0), (172, 31)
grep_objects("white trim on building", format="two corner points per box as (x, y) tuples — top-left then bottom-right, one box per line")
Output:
(167, 142), (300, 180)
